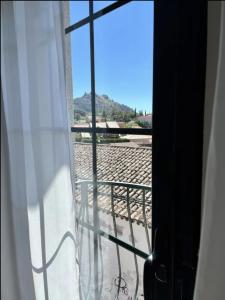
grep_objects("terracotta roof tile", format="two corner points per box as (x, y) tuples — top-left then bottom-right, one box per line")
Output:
(74, 143), (152, 227)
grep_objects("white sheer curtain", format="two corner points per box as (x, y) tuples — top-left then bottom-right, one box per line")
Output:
(1, 1), (79, 300)
(194, 2), (225, 300)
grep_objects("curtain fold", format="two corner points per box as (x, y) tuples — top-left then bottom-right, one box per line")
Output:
(1, 1), (79, 299)
(194, 3), (225, 300)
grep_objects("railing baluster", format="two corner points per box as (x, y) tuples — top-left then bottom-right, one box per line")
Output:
(98, 186), (104, 300)
(78, 182), (87, 299)
(142, 189), (151, 253)
(77, 186), (85, 222)
(84, 183), (92, 300)
(126, 187), (139, 300)
(98, 235), (104, 299)
(111, 185), (122, 298)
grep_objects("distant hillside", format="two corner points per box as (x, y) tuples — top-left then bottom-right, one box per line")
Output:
(74, 92), (134, 114)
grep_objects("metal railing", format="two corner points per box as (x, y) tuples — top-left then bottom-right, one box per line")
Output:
(75, 180), (152, 300)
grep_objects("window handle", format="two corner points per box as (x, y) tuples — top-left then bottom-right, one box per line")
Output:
(144, 227), (158, 299)
(144, 253), (156, 300)
(144, 227), (168, 299)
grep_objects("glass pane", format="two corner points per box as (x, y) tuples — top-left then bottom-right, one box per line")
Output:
(74, 134), (152, 245)
(74, 136), (152, 300)
(69, 2), (154, 299)
(78, 232), (146, 299)
(94, 1), (154, 128)
(96, 135), (152, 253)
(72, 134), (93, 228)
(74, 134), (152, 298)
(70, 1), (89, 25)
(70, 25), (92, 224)
(94, 1), (117, 12)
(71, 25), (91, 126)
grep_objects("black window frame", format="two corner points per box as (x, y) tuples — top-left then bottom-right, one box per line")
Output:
(144, 1), (207, 300)
(65, 1), (207, 299)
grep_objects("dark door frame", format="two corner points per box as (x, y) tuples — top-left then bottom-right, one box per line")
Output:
(144, 1), (207, 299)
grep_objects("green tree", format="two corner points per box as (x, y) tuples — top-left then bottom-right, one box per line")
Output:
(111, 108), (118, 121)
(102, 110), (107, 122)
(123, 112), (131, 122)
(74, 111), (81, 122)
(137, 120), (152, 128)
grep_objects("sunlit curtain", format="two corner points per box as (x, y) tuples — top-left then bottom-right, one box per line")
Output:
(194, 2), (225, 300)
(1, 1), (79, 299)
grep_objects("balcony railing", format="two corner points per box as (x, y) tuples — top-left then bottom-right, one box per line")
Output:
(75, 179), (152, 300)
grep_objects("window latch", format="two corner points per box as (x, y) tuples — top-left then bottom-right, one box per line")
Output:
(144, 228), (168, 299)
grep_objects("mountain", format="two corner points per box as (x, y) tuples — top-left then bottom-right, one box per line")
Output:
(73, 92), (134, 115)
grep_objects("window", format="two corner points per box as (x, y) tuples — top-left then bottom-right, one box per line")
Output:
(66, 1), (153, 299)
(65, 1), (207, 299)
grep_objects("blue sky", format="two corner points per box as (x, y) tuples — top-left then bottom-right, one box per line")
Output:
(70, 1), (154, 113)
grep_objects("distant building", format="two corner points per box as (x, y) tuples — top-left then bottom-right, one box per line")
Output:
(90, 122), (108, 138)
(73, 121), (121, 139)
(106, 121), (120, 138)
(72, 123), (91, 139)
(117, 122), (125, 128)
(124, 134), (152, 145)
(106, 121), (120, 128)
(72, 123), (90, 128)
(137, 114), (152, 126)
(86, 115), (103, 122)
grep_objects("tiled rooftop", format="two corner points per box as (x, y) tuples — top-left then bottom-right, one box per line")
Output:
(74, 143), (152, 227)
